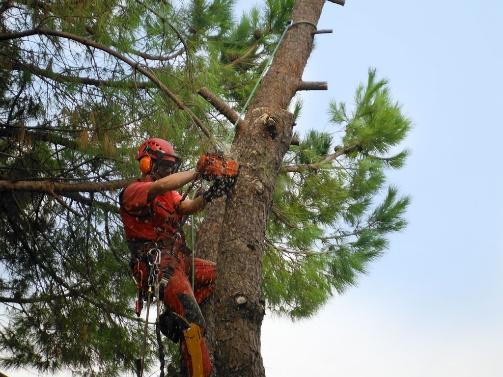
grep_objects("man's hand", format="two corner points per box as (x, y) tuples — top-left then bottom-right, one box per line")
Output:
(202, 177), (237, 203)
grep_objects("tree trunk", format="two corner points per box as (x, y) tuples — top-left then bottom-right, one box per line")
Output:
(198, 0), (327, 375)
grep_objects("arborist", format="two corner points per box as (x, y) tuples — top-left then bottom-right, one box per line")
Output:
(119, 138), (238, 377)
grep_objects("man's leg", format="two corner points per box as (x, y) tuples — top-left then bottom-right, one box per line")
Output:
(161, 261), (212, 377)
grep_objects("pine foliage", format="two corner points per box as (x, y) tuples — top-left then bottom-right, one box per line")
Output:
(264, 69), (410, 317)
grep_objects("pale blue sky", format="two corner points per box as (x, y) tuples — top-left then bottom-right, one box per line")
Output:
(247, 0), (503, 376)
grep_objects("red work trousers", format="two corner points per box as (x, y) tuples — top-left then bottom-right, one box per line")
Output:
(133, 249), (216, 377)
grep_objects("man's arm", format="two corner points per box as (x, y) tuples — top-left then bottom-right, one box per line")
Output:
(147, 170), (198, 202)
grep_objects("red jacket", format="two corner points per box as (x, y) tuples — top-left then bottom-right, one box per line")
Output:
(120, 178), (183, 242)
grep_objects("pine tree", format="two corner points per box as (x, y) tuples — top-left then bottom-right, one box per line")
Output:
(0, 1), (409, 376)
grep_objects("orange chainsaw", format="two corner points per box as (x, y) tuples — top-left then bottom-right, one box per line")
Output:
(196, 153), (239, 202)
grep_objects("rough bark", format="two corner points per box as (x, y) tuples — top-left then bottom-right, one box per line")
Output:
(214, 108), (293, 377)
(198, 1), (328, 376)
(195, 197), (226, 363)
(249, 0), (325, 111)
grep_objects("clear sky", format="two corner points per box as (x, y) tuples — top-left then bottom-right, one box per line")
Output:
(13, 1), (503, 376)
(249, 1), (503, 376)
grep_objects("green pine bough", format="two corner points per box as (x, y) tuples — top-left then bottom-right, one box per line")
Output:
(264, 69), (410, 318)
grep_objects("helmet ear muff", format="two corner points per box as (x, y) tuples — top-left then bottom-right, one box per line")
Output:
(139, 156), (153, 174)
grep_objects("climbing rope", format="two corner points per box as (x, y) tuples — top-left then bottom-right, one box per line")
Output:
(191, 215), (195, 289)
(138, 247), (162, 377)
(155, 320), (166, 377)
(233, 19), (317, 127)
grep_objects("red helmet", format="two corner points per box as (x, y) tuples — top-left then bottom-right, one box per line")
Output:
(136, 138), (178, 161)
(136, 138), (180, 175)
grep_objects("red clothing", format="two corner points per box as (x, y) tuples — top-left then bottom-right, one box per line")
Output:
(120, 179), (183, 241)
(120, 177), (215, 377)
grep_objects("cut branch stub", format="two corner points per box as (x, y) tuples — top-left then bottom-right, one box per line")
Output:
(290, 135), (300, 145)
(312, 29), (333, 35)
(327, 0), (346, 5)
(264, 116), (279, 139)
(297, 81), (328, 91)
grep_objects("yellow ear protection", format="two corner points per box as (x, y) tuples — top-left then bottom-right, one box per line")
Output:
(139, 155), (153, 174)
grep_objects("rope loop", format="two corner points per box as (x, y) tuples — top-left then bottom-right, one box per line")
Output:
(233, 20), (292, 127)
(289, 20), (317, 29)
(232, 18), (317, 127)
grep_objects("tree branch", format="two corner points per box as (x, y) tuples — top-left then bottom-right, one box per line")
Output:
(297, 81), (328, 91)
(0, 0), (14, 15)
(0, 292), (74, 304)
(134, 0), (190, 63)
(327, 0), (345, 5)
(62, 192), (120, 213)
(311, 29), (333, 35)
(0, 179), (132, 193)
(0, 124), (78, 149)
(0, 29), (37, 41)
(198, 87), (243, 127)
(224, 40), (261, 68)
(131, 47), (184, 61)
(0, 27), (215, 144)
(48, 190), (83, 217)
(281, 143), (360, 173)
(8, 60), (153, 89)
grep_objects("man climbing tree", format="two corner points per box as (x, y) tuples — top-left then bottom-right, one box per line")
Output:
(120, 137), (238, 376)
